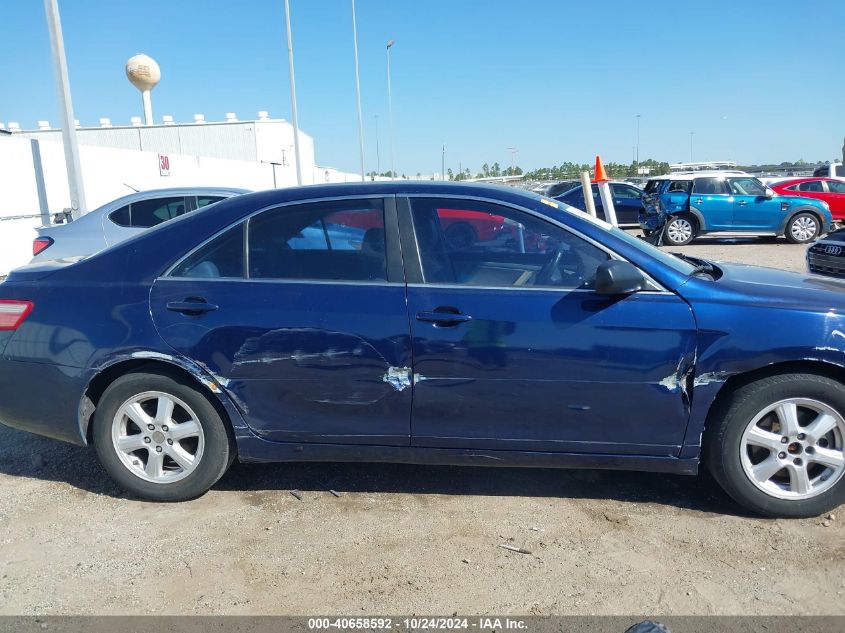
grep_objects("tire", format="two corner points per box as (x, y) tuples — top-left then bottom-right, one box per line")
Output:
(785, 212), (820, 244)
(92, 370), (235, 501)
(663, 215), (696, 246)
(705, 373), (845, 518)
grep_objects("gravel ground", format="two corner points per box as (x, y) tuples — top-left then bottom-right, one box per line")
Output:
(0, 236), (842, 616)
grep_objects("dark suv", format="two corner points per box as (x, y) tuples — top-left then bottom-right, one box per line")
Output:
(640, 173), (834, 246)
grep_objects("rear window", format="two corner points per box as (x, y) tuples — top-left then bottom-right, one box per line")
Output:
(643, 180), (661, 194)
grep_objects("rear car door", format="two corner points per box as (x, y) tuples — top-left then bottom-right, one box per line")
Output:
(690, 177), (733, 230)
(150, 196), (413, 445)
(824, 180), (845, 218)
(729, 177), (781, 231)
(400, 195), (697, 456)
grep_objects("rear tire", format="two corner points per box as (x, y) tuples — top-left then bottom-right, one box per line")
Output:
(663, 214), (696, 246)
(93, 370), (235, 501)
(705, 373), (845, 517)
(785, 212), (820, 244)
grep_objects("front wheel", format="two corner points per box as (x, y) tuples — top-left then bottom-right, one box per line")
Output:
(663, 215), (696, 246)
(705, 373), (845, 517)
(785, 212), (820, 244)
(93, 370), (235, 501)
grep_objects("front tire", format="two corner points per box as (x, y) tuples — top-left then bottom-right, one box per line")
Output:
(93, 370), (235, 501)
(663, 215), (696, 246)
(785, 212), (820, 244)
(705, 373), (845, 517)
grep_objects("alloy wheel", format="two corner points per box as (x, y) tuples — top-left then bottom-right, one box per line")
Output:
(111, 391), (205, 484)
(740, 398), (845, 500)
(666, 217), (693, 244)
(791, 216), (818, 242)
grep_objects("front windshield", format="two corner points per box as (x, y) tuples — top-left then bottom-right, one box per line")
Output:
(608, 226), (696, 274)
(523, 190), (697, 275)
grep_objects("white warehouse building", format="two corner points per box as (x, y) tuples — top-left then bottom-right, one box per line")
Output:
(0, 112), (360, 275)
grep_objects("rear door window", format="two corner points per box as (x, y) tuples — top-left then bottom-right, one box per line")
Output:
(247, 199), (387, 281)
(110, 196), (189, 228)
(196, 196), (225, 209)
(611, 184), (642, 199)
(667, 180), (692, 193)
(797, 181), (825, 192)
(827, 181), (845, 194)
(692, 178), (729, 195)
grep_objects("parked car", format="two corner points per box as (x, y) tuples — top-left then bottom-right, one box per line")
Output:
(807, 228), (845, 278)
(554, 181), (644, 227)
(640, 173), (834, 246)
(3, 182), (845, 517)
(813, 163), (845, 179)
(31, 187), (249, 261)
(771, 178), (845, 220)
(544, 180), (581, 198)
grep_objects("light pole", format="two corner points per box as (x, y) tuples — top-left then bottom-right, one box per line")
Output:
(386, 39), (396, 180)
(43, 0), (87, 218)
(374, 114), (380, 178)
(283, 0), (303, 185)
(689, 131), (694, 163)
(441, 144), (446, 181)
(351, 0), (365, 181)
(507, 147), (518, 175)
(635, 114), (641, 173)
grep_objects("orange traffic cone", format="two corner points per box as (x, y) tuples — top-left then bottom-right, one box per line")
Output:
(594, 155), (610, 183)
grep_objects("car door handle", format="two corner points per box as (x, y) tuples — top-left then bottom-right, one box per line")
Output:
(737, 200), (748, 205)
(416, 310), (472, 326)
(166, 300), (219, 315)
(694, 198), (703, 204)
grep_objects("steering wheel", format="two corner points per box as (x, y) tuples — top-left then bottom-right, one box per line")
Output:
(535, 242), (586, 286)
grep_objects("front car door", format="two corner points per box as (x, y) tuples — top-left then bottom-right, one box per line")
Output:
(399, 195), (697, 456)
(610, 183), (644, 225)
(728, 177), (781, 231)
(690, 177), (733, 230)
(150, 196), (413, 445)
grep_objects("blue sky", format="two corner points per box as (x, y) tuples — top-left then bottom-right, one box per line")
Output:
(1, 0), (843, 175)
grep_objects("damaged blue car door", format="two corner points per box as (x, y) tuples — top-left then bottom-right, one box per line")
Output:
(149, 196), (413, 445)
(400, 196), (698, 456)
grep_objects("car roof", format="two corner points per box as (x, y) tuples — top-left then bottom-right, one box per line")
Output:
(649, 170), (750, 181)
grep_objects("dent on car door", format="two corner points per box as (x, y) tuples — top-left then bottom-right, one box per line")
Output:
(399, 196), (697, 456)
(149, 196), (413, 446)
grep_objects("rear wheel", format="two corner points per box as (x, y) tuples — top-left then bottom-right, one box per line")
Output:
(663, 215), (696, 246)
(785, 212), (820, 244)
(705, 373), (845, 517)
(93, 370), (235, 501)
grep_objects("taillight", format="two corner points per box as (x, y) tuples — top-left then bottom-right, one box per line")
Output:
(0, 300), (34, 330)
(32, 237), (53, 256)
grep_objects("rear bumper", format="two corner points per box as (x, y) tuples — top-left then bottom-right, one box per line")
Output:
(0, 359), (87, 445)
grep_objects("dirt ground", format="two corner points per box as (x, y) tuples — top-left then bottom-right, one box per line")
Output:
(0, 236), (842, 616)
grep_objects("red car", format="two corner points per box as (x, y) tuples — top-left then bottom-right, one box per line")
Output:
(771, 177), (845, 220)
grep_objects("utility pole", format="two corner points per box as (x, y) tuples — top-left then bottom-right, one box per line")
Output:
(43, 0), (87, 219)
(442, 143), (446, 181)
(374, 114), (380, 178)
(351, 0), (365, 181)
(283, 0), (303, 185)
(386, 39), (396, 180)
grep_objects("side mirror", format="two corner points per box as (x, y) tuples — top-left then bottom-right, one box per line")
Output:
(594, 260), (647, 295)
(764, 187), (775, 198)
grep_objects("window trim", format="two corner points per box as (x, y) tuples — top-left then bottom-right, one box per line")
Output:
(396, 193), (666, 293)
(162, 194), (402, 284)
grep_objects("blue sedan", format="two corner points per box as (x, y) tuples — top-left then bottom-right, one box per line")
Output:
(1, 182), (844, 517)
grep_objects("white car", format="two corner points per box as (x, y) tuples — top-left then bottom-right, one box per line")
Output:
(31, 187), (249, 262)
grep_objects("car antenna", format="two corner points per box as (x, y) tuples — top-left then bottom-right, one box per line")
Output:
(123, 183), (140, 193)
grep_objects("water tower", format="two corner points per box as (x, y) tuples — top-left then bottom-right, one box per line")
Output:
(125, 54), (161, 125)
